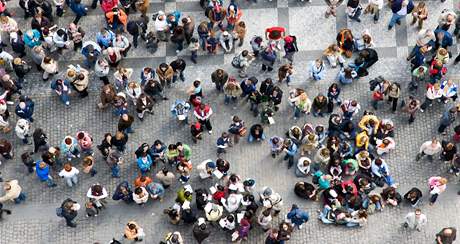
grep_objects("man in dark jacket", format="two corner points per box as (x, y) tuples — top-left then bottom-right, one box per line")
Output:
(193, 218), (210, 244)
(170, 58), (186, 83)
(60, 198), (79, 227)
(127, 18), (148, 48)
(182, 16), (195, 44)
(354, 48), (378, 77)
(388, 0), (414, 30)
(211, 69), (228, 92)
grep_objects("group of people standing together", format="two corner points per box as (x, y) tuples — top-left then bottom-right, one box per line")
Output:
(0, 0), (458, 243)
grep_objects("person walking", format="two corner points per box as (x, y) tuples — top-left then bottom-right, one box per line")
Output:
(0, 180), (26, 204)
(428, 176), (447, 205)
(59, 198), (80, 227)
(286, 204), (309, 229)
(58, 163), (79, 187)
(388, 0), (414, 30)
(416, 138), (441, 162)
(402, 208), (427, 231)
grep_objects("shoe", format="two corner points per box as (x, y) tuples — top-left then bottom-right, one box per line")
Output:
(419, 109), (424, 113)
(208, 130), (212, 134)
(388, 26), (393, 30)
(355, 18), (361, 22)
(68, 223), (77, 228)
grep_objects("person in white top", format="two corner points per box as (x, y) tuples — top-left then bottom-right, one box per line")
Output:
(295, 157), (311, 177)
(420, 83), (443, 112)
(222, 192), (243, 213)
(59, 163), (80, 187)
(154, 11), (169, 42)
(416, 138), (442, 162)
(403, 209), (427, 231)
(376, 137), (396, 155)
(86, 184), (108, 209)
(257, 208), (273, 231)
(15, 119), (31, 145)
(133, 187), (149, 205)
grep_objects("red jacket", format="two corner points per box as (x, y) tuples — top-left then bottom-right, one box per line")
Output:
(101, 0), (119, 13)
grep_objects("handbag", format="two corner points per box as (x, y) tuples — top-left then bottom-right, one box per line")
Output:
(372, 91), (384, 101)
(238, 127), (247, 136)
(231, 56), (241, 68)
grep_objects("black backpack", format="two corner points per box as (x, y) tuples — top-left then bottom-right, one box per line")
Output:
(369, 76), (384, 91)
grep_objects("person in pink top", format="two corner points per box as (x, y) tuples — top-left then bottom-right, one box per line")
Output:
(428, 176), (447, 205)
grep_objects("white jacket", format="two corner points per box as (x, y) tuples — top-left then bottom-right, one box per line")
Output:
(15, 119), (30, 139)
(133, 187), (149, 204)
(419, 141), (442, 155)
(58, 167), (80, 178)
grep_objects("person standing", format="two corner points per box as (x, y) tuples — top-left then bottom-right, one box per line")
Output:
(436, 227), (457, 244)
(194, 103), (213, 134)
(123, 221), (145, 242)
(58, 163), (79, 187)
(428, 176), (447, 205)
(347, 0), (362, 22)
(0, 180), (26, 204)
(36, 161), (57, 187)
(416, 138), (442, 162)
(402, 209), (427, 231)
(388, 0), (414, 30)
(286, 204), (309, 229)
(59, 198), (80, 227)
(193, 218), (210, 244)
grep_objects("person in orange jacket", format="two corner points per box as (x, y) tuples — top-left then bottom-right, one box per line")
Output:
(105, 7), (128, 32)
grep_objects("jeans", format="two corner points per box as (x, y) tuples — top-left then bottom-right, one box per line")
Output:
(429, 193), (438, 203)
(248, 133), (265, 142)
(60, 93), (70, 106)
(45, 176), (57, 187)
(124, 126), (134, 134)
(172, 71), (185, 83)
(111, 165), (120, 178)
(294, 107), (301, 118)
(191, 50), (197, 63)
(64, 175), (78, 187)
(14, 192), (26, 204)
(388, 13), (404, 28)
(284, 154), (295, 168)
(224, 95), (237, 105)
(295, 167), (308, 177)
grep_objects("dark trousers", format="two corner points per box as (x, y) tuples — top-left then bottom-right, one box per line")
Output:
(284, 154), (294, 168)
(438, 123), (449, 133)
(73, 15), (83, 25)
(429, 193), (438, 203)
(198, 119), (212, 131)
(388, 97), (398, 111)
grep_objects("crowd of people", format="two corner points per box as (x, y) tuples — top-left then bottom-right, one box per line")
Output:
(0, 0), (458, 243)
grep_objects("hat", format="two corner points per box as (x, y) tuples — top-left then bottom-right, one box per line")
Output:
(263, 187), (272, 196)
(284, 36), (293, 43)
(182, 200), (191, 210)
(206, 161), (216, 169)
(329, 189), (338, 198)
(197, 217), (206, 226)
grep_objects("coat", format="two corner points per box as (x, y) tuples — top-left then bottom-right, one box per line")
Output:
(0, 180), (22, 203)
(15, 119), (30, 140)
(136, 95), (154, 112)
(36, 163), (51, 181)
(156, 65), (174, 81)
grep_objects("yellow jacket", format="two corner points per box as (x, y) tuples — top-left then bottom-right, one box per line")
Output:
(358, 115), (379, 134)
(355, 131), (369, 149)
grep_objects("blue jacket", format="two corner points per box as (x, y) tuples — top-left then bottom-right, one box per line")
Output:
(285, 143), (298, 156)
(140, 69), (155, 86)
(36, 163), (50, 181)
(70, 1), (87, 16)
(146, 182), (165, 197)
(391, 0), (414, 14)
(240, 80), (256, 95)
(23, 29), (41, 48)
(434, 29), (453, 48)
(137, 155), (153, 172)
(15, 100), (34, 119)
(112, 181), (134, 202)
(96, 30), (115, 48)
(287, 207), (309, 226)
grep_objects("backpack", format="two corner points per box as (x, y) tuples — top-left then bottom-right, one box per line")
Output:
(231, 56), (241, 68)
(56, 207), (63, 217)
(369, 76), (384, 91)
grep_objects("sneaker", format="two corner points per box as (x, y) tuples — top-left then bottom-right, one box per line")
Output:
(419, 109), (424, 113)
(208, 130), (212, 134)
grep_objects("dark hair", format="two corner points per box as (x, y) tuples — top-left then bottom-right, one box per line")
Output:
(134, 187), (143, 194)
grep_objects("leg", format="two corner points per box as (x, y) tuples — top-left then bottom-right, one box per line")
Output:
(392, 97), (398, 112)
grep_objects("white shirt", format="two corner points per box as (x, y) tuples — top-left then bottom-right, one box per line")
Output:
(58, 167), (79, 178)
(419, 141), (442, 155)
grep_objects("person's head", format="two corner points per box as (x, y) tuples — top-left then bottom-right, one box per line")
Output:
(315, 59), (323, 67)
(431, 138), (438, 146)
(238, 21), (246, 28)
(134, 187), (143, 195)
(374, 158), (383, 166)
(193, 80), (201, 88)
(221, 132), (229, 138)
(447, 14), (455, 23)
(433, 83), (440, 91)
(363, 34), (371, 44)
(439, 178), (448, 185)
(176, 142), (183, 150)
(115, 131), (124, 140)
(64, 163), (72, 171)
(43, 56), (52, 64)
(127, 223), (136, 230)
(414, 208), (422, 218)
(121, 113), (129, 121)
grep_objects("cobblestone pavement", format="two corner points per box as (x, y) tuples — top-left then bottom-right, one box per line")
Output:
(0, 0), (459, 243)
